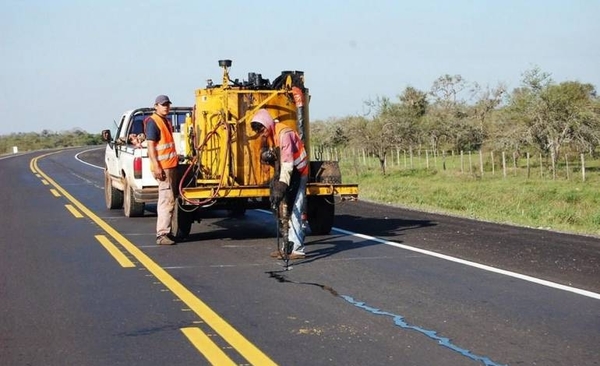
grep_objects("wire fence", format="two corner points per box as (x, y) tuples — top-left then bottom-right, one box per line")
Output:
(311, 146), (597, 182)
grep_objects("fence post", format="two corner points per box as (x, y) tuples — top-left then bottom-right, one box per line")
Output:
(565, 154), (569, 180)
(442, 150), (446, 170)
(468, 151), (473, 174)
(479, 150), (484, 176)
(551, 150), (556, 180)
(502, 151), (506, 178)
(527, 152), (530, 179)
(460, 151), (464, 173)
(491, 151), (495, 175)
(581, 153), (585, 182)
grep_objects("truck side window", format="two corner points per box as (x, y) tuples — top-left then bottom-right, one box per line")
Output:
(130, 116), (145, 135)
(127, 115), (146, 147)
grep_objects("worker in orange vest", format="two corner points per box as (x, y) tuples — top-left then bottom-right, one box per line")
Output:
(251, 108), (308, 260)
(145, 95), (179, 245)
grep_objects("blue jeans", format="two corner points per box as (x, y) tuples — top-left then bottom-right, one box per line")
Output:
(288, 175), (308, 253)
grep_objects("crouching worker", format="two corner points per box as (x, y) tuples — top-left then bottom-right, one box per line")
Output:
(250, 109), (308, 260)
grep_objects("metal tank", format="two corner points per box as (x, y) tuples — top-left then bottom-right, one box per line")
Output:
(173, 60), (358, 239)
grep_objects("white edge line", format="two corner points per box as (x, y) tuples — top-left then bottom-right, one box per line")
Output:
(85, 173), (599, 300)
(75, 148), (104, 170)
(333, 227), (600, 300)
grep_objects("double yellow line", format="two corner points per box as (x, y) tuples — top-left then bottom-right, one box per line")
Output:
(31, 152), (277, 366)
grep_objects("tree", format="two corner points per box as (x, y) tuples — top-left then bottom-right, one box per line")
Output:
(430, 74), (467, 109)
(427, 74), (480, 152)
(0, 130), (104, 154)
(309, 117), (350, 160)
(347, 98), (399, 175)
(399, 86), (428, 118)
(397, 86), (428, 145)
(469, 82), (506, 131)
(507, 67), (600, 167)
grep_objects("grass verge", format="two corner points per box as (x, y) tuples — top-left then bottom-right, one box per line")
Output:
(341, 163), (600, 238)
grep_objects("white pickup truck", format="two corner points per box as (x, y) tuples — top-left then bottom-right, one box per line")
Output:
(101, 107), (193, 217)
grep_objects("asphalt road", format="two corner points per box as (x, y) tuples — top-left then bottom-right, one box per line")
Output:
(1, 147), (598, 366)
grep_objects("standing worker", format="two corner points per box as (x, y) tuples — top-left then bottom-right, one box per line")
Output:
(145, 95), (179, 245)
(250, 108), (308, 259)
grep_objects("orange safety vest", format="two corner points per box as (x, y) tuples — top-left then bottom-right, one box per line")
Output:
(274, 123), (308, 177)
(147, 114), (178, 170)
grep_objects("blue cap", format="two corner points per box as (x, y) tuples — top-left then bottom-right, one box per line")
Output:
(154, 95), (171, 105)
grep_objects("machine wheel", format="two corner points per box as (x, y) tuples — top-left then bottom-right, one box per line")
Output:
(105, 169), (123, 209)
(226, 198), (247, 217)
(172, 200), (194, 240)
(123, 180), (145, 217)
(307, 195), (335, 235)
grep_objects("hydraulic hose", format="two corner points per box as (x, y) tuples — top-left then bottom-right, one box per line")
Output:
(179, 115), (231, 206)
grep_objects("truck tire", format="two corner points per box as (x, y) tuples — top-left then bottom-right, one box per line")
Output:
(307, 195), (335, 235)
(226, 198), (247, 217)
(123, 180), (145, 217)
(105, 169), (123, 209)
(172, 200), (194, 240)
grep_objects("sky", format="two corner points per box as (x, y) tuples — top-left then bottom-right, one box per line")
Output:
(1, 0), (598, 135)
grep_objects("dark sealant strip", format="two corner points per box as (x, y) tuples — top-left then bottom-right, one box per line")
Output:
(340, 295), (507, 366)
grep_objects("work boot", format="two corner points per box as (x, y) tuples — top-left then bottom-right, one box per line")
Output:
(156, 235), (176, 245)
(270, 250), (305, 260)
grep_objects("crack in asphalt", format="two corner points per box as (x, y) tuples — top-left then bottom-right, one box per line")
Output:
(266, 270), (507, 366)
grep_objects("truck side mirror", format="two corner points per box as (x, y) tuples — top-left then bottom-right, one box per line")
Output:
(101, 129), (112, 142)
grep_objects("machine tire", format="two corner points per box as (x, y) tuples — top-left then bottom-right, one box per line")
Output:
(123, 180), (145, 217)
(105, 169), (123, 209)
(307, 195), (335, 235)
(172, 200), (194, 240)
(226, 198), (247, 217)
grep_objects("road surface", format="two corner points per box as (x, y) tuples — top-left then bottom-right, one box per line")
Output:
(1, 147), (598, 365)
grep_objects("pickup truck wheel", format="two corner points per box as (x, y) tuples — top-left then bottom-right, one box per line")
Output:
(104, 169), (123, 209)
(123, 180), (145, 217)
(307, 195), (335, 235)
(172, 200), (193, 240)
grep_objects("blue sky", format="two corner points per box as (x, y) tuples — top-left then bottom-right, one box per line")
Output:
(1, 0), (598, 135)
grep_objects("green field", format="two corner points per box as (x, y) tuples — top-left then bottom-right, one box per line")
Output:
(338, 152), (600, 238)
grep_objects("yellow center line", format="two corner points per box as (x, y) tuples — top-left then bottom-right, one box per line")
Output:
(32, 152), (277, 366)
(181, 327), (237, 366)
(50, 188), (61, 197)
(65, 204), (84, 218)
(95, 235), (135, 268)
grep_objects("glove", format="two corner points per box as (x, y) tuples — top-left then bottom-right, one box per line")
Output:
(270, 181), (288, 207)
(260, 149), (276, 166)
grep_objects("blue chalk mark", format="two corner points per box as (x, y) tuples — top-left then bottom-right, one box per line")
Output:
(340, 295), (507, 366)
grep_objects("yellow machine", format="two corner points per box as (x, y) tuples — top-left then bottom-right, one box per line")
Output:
(173, 60), (358, 238)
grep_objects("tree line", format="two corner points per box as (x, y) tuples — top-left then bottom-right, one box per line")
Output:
(309, 67), (600, 175)
(0, 129), (103, 154)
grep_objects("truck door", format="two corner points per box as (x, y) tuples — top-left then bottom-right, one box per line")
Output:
(105, 114), (127, 174)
